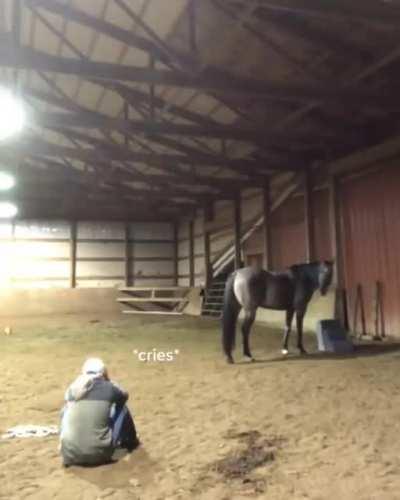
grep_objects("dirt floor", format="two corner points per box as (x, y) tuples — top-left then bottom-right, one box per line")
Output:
(1, 313), (400, 500)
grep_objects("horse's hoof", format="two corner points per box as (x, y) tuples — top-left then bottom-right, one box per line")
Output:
(281, 349), (289, 356)
(226, 356), (234, 364)
(243, 355), (255, 363)
(299, 349), (308, 356)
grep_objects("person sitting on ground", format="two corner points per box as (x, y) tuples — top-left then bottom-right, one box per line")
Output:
(59, 357), (139, 467)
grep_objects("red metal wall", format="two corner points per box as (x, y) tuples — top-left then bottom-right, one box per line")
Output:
(243, 188), (332, 270)
(271, 196), (306, 269)
(340, 164), (400, 336)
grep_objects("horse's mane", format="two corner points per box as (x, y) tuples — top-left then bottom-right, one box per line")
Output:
(287, 262), (321, 283)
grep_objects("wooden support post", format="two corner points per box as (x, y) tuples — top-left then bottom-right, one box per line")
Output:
(373, 280), (385, 340)
(329, 174), (346, 325)
(353, 283), (367, 338)
(328, 174), (343, 286)
(204, 230), (211, 289)
(204, 206), (213, 289)
(234, 194), (241, 270)
(189, 220), (195, 287)
(173, 222), (178, 286)
(130, 225), (135, 286)
(262, 180), (272, 270)
(70, 221), (77, 288)
(124, 222), (130, 287)
(304, 169), (315, 262)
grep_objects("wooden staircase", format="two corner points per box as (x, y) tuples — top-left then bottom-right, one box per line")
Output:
(201, 276), (228, 319)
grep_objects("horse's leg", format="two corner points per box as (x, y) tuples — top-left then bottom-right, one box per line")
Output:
(242, 309), (256, 362)
(296, 311), (307, 354)
(281, 308), (294, 355)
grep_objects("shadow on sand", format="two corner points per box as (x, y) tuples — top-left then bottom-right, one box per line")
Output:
(67, 446), (159, 490)
(232, 341), (400, 365)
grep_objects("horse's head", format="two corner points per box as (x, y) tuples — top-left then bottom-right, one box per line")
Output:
(318, 260), (333, 296)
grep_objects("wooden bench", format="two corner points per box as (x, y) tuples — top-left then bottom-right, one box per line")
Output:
(117, 286), (190, 315)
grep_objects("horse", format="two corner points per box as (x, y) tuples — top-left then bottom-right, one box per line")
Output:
(221, 261), (333, 364)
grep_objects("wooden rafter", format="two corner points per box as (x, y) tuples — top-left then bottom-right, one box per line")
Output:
(0, 46), (394, 105)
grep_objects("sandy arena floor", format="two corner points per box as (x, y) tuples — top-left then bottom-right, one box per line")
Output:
(1, 313), (400, 500)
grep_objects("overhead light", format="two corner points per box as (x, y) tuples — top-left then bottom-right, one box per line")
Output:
(0, 202), (18, 218)
(0, 172), (15, 191)
(0, 87), (25, 141)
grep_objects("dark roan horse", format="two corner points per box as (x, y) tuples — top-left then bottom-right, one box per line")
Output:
(221, 261), (333, 364)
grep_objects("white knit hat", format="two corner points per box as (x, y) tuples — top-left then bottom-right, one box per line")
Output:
(82, 357), (106, 375)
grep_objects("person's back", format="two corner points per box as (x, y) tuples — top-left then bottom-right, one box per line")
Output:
(61, 377), (127, 465)
(60, 358), (138, 467)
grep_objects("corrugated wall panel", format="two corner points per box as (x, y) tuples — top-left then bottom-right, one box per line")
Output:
(77, 242), (125, 258)
(341, 164), (400, 336)
(77, 221), (124, 239)
(133, 242), (174, 259)
(133, 260), (174, 276)
(0, 222), (13, 238)
(13, 260), (70, 279)
(131, 222), (173, 240)
(178, 221), (189, 240)
(0, 220), (177, 290)
(76, 261), (125, 278)
(13, 241), (70, 259)
(194, 236), (203, 254)
(76, 222), (125, 286)
(178, 240), (189, 256)
(14, 220), (70, 239)
(271, 197), (306, 270)
(8, 221), (70, 287)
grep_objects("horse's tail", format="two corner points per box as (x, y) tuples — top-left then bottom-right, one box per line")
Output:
(222, 272), (241, 360)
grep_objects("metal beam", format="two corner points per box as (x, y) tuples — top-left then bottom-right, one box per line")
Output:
(254, 7), (374, 62)
(262, 180), (272, 270)
(113, 83), (218, 127)
(252, 0), (400, 26)
(189, 220), (195, 286)
(0, 46), (393, 105)
(18, 145), (260, 193)
(70, 221), (77, 288)
(10, 135), (280, 176)
(32, 110), (305, 143)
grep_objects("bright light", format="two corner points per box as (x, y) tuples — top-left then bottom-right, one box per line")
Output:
(0, 87), (25, 141)
(0, 172), (15, 191)
(0, 202), (18, 218)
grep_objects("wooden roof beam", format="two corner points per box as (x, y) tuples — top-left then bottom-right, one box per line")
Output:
(255, 7), (375, 63)
(32, 110), (296, 143)
(5, 139), (232, 201)
(25, 86), (319, 170)
(11, 134), (291, 176)
(0, 46), (394, 105)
